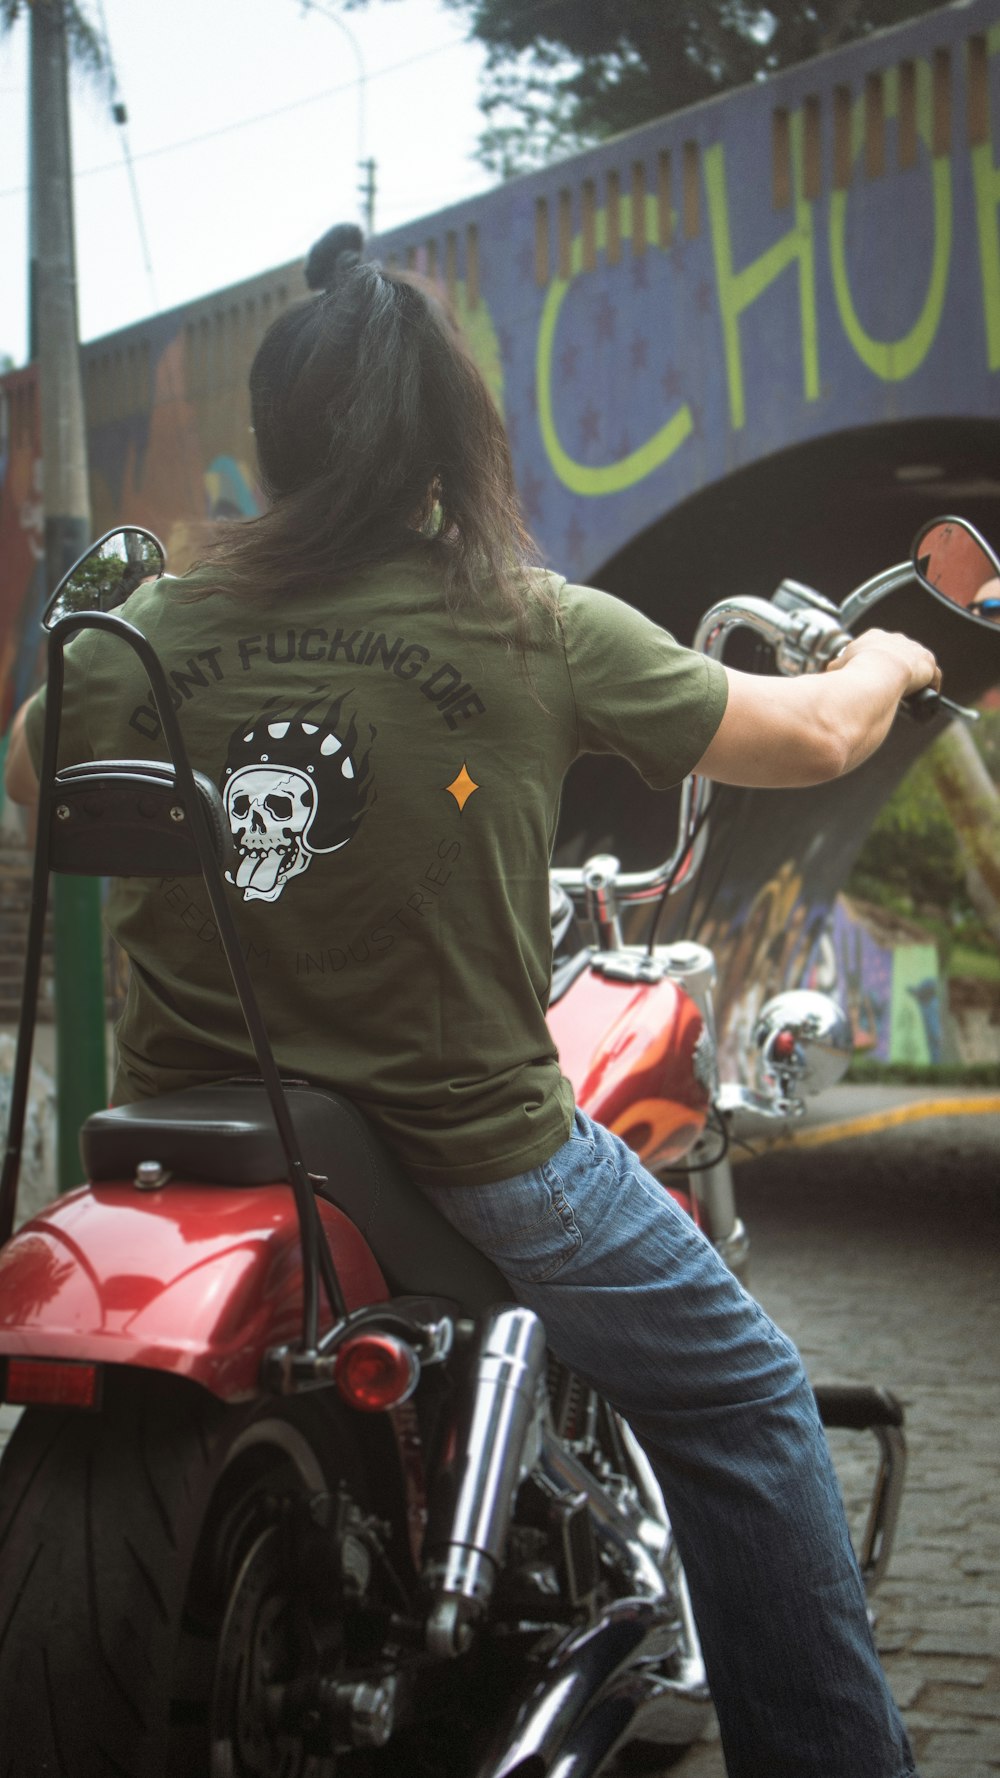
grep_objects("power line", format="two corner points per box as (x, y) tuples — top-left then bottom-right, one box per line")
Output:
(298, 0), (367, 163)
(93, 0), (159, 308)
(0, 30), (475, 200)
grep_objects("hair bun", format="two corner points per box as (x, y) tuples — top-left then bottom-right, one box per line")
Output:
(305, 222), (365, 292)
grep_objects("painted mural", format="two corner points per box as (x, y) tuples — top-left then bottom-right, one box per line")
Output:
(380, 4), (1000, 587)
(2, 2), (998, 693)
(1, 0), (999, 1073)
(828, 894), (944, 1065)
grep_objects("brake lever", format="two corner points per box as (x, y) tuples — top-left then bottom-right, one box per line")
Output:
(903, 687), (980, 724)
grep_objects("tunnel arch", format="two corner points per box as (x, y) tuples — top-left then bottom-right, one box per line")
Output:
(555, 416), (1000, 874)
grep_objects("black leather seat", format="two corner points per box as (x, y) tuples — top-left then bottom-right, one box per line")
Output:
(82, 1081), (509, 1312)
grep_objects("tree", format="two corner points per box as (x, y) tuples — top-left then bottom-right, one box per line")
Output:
(848, 708), (1000, 960)
(927, 718), (1000, 953)
(0, 0), (103, 78)
(433, 0), (953, 175)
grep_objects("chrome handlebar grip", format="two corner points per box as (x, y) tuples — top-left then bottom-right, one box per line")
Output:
(693, 589), (852, 676)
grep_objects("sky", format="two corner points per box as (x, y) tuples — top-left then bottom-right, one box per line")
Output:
(0, 0), (495, 366)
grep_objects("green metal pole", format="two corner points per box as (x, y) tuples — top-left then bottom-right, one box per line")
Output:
(53, 877), (108, 1188)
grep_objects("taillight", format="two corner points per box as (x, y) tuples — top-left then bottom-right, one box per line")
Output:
(334, 1333), (419, 1412)
(3, 1358), (101, 1410)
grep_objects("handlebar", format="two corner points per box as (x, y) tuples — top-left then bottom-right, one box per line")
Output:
(903, 686), (979, 724)
(553, 564), (975, 913)
(554, 581), (854, 908)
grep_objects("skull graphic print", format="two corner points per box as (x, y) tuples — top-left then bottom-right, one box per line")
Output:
(222, 692), (375, 902)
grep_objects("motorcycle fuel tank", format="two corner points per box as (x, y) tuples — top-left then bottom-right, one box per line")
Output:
(548, 965), (710, 1176)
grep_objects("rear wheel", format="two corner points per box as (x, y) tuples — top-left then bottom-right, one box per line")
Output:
(0, 1368), (389, 1777)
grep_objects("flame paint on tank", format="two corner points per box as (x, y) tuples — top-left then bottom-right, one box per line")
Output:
(548, 967), (709, 1178)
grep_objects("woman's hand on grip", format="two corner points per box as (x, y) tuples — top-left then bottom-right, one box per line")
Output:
(825, 628), (941, 697)
(695, 628), (942, 789)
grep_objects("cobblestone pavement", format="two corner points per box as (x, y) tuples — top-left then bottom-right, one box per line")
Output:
(664, 1113), (1000, 1778)
(1, 1112), (997, 1775)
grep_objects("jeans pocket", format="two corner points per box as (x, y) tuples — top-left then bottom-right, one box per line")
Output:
(427, 1165), (583, 1286)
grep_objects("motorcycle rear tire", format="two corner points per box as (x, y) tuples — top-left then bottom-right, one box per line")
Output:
(0, 1366), (368, 1777)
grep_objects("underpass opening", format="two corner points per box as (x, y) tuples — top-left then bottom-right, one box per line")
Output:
(554, 417), (1000, 878)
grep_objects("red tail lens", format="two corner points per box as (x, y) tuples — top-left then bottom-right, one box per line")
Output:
(334, 1333), (419, 1412)
(4, 1358), (101, 1410)
(772, 1028), (797, 1061)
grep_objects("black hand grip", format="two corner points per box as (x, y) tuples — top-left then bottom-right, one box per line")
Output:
(813, 1382), (904, 1431)
(902, 687), (942, 723)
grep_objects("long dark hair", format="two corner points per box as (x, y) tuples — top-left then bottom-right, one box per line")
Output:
(195, 224), (551, 643)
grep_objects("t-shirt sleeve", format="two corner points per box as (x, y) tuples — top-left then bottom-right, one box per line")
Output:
(23, 626), (101, 776)
(558, 582), (729, 790)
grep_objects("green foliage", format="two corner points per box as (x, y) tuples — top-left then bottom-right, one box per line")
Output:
(438, 0), (953, 174)
(970, 704), (1000, 782)
(0, 1), (107, 78)
(849, 745), (966, 912)
(846, 1057), (1000, 1085)
(847, 713), (1000, 963)
(948, 942), (1000, 984)
(50, 536), (162, 621)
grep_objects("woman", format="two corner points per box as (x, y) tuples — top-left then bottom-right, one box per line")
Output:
(6, 225), (935, 1777)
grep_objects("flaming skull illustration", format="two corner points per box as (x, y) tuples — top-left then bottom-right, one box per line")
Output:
(222, 691), (375, 902)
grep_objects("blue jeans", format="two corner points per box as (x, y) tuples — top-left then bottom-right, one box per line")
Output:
(420, 1110), (917, 1778)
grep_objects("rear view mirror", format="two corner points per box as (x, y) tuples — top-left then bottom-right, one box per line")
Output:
(912, 516), (1000, 622)
(43, 527), (165, 631)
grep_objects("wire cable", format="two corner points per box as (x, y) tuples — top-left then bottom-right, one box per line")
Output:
(93, 0), (158, 309)
(297, 0), (367, 163)
(87, 0), (206, 528)
(0, 30), (478, 199)
(645, 795), (713, 958)
(659, 1108), (730, 1175)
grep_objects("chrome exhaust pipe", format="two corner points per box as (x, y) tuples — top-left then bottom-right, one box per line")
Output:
(615, 1419), (709, 1707)
(472, 1596), (711, 1778)
(526, 1665), (709, 1778)
(424, 1306), (549, 1657)
(472, 1599), (661, 1778)
(423, 1313), (712, 1763)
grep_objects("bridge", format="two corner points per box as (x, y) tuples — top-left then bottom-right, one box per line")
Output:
(2, 0), (1000, 1035)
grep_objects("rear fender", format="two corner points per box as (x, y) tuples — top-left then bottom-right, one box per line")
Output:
(0, 1181), (388, 1400)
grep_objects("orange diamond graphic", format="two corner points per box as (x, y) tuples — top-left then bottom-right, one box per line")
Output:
(444, 763), (479, 812)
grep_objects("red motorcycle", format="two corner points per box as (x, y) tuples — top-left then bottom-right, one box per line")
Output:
(1, 517), (994, 1775)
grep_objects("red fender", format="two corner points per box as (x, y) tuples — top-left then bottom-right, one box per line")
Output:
(0, 1182), (388, 1400)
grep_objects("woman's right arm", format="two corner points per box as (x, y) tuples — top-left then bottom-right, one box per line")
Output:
(694, 629), (941, 789)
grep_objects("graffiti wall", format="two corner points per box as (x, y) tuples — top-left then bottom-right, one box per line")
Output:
(829, 894), (944, 1065)
(3, 3), (999, 741)
(378, 3), (1000, 588)
(2, 2), (999, 1085)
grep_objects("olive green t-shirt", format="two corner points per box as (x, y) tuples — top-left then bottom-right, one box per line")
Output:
(26, 561), (727, 1186)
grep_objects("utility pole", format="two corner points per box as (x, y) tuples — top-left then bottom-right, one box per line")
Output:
(358, 157), (376, 235)
(30, 0), (107, 1188)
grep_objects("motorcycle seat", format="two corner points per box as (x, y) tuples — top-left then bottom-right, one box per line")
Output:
(81, 1080), (510, 1311)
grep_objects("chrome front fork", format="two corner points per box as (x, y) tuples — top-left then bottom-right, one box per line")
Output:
(685, 1148), (750, 1284)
